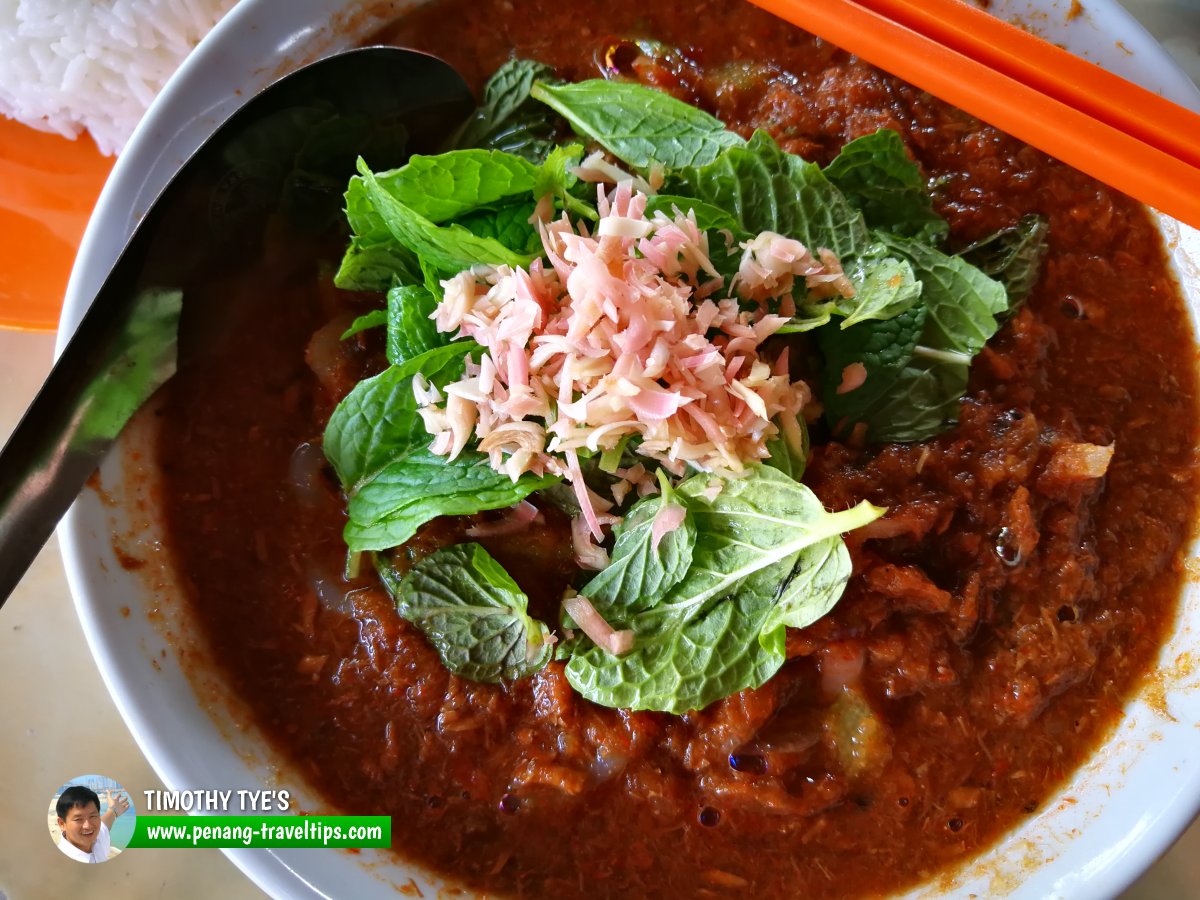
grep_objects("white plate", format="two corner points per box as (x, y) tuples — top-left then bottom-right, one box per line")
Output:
(56, 1), (1200, 897)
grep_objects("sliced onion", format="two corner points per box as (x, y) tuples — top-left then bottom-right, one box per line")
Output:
(650, 502), (686, 552)
(563, 594), (634, 656)
(1046, 442), (1115, 480)
(287, 441), (328, 508)
(571, 515), (611, 571)
(836, 362), (867, 395)
(818, 642), (865, 696)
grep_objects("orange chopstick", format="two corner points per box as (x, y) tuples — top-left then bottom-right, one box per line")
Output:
(857, 0), (1200, 171)
(745, 0), (1200, 229)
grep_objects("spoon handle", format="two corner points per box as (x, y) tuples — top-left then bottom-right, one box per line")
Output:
(0, 280), (179, 603)
(0, 46), (474, 608)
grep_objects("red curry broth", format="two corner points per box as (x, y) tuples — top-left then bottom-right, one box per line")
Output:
(155, 0), (1199, 895)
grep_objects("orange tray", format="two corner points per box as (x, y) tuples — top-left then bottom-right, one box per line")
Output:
(0, 116), (114, 332)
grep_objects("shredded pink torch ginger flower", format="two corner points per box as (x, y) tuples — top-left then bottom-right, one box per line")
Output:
(419, 180), (826, 541)
(733, 232), (855, 311)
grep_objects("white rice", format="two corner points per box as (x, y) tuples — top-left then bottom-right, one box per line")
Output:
(0, 0), (239, 155)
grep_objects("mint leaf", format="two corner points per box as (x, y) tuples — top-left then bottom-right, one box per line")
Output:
(419, 255), (447, 301)
(341, 308), (387, 340)
(958, 214), (1048, 312)
(823, 129), (949, 243)
(820, 229), (1007, 443)
(823, 301), (928, 376)
(820, 302), (971, 442)
(764, 414), (809, 480)
(760, 534), (853, 633)
(580, 482), (696, 612)
(829, 358), (968, 443)
(879, 234), (1007, 354)
(449, 58), (560, 162)
(642, 194), (744, 234)
(531, 79), (744, 170)
(662, 468), (879, 617)
(345, 449), (557, 551)
(566, 585), (786, 714)
(776, 303), (835, 334)
(450, 200), (541, 255)
(356, 159), (534, 273)
(838, 250), (922, 328)
(676, 130), (869, 261)
(324, 340), (559, 551)
(343, 172), (390, 243)
(334, 176), (423, 291)
(385, 543), (552, 682)
(386, 285), (445, 364)
(565, 467), (883, 713)
(323, 342), (473, 490)
(533, 143), (596, 220)
(334, 238), (422, 292)
(370, 150), (538, 223)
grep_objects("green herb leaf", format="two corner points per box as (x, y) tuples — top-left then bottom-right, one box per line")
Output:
(565, 467), (883, 713)
(957, 214), (1049, 313)
(820, 228), (1007, 443)
(386, 285), (446, 364)
(336, 240), (424, 292)
(387, 543), (552, 682)
(822, 300), (928, 378)
(449, 58), (561, 162)
(676, 130), (870, 261)
(419, 255), (448, 301)
(449, 200), (541, 255)
(370, 150), (538, 223)
(764, 414), (809, 480)
(662, 468), (880, 618)
(642, 194), (744, 234)
(334, 177), (424, 291)
(341, 308), (387, 340)
(531, 79), (744, 170)
(776, 303), (835, 334)
(879, 233), (1007, 354)
(356, 159), (534, 273)
(343, 173), (390, 243)
(565, 585), (786, 714)
(837, 250), (922, 328)
(323, 340), (559, 550)
(323, 342), (474, 490)
(821, 301), (971, 442)
(580, 480), (696, 611)
(533, 143), (596, 220)
(823, 129), (949, 243)
(345, 449), (557, 551)
(334, 237), (423, 292)
(827, 358), (968, 444)
(760, 533), (853, 633)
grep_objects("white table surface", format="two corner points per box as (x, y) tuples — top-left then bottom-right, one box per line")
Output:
(2, 1), (1198, 897)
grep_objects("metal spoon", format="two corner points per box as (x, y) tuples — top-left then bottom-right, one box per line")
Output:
(0, 46), (474, 605)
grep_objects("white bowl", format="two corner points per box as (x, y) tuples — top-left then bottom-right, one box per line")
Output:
(57, 1), (1200, 898)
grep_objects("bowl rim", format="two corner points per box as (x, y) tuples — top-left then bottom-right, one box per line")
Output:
(55, 1), (1200, 898)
